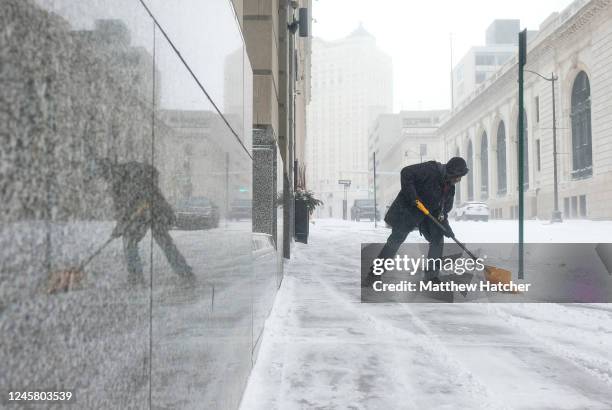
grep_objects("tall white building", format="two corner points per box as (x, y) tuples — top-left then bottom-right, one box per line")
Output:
(307, 24), (393, 218)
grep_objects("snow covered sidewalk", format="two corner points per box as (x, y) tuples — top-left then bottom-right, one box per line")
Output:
(240, 219), (612, 409)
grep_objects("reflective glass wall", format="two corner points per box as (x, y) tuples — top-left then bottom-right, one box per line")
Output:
(0, 0), (267, 408)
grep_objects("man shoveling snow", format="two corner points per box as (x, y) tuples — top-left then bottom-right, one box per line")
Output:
(365, 157), (469, 286)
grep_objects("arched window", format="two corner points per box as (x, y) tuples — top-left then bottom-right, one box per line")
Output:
(481, 132), (488, 199)
(571, 71), (592, 178)
(516, 109), (529, 189)
(497, 122), (507, 195)
(467, 140), (474, 201)
(455, 147), (461, 204)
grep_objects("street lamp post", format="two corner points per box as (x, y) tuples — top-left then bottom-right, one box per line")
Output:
(525, 69), (563, 223)
(338, 179), (351, 220)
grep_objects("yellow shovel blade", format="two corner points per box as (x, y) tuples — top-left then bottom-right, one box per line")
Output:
(484, 265), (512, 285)
(47, 268), (85, 294)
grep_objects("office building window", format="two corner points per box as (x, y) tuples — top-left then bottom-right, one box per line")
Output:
(497, 121), (507, 195)
(579, 195), (587, 217)
(536, 139), (541, 171)
(455, 148), (461, 204)
(571, 71), (593, 178)
(467, 140), (474, 201)
(480, 132), (488, 199)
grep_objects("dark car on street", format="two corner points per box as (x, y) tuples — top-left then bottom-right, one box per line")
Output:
(228, 199), (252, 221)
(350, 199), (380, 221)
(175, 196), (220, 229)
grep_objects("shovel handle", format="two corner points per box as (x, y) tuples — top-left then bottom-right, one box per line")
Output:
(78, 203), (151, 271)
(415, 200), (479, 261)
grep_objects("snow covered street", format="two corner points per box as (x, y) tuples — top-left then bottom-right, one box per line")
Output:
(240, 219), (612, 409)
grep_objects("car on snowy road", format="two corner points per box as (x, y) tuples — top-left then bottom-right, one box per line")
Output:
(454, 201), (489, 221)
(228, 199), (252, 221)
(350, 199), (380, 221)
(175, 196), (220, 229)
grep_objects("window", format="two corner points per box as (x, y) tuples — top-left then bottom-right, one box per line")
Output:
(455, 148), (461, 204)
(536, 139), (541, 171)
(475, 71), (487, 84)
(480, 132), (488, 199)
(467, 140), (474, 201)
(571, 71), (593, 178)
(475, 54), (496, 65)
(535, 96), (540, 123)
(571, 196), (578, 218)
(564, 197), (570, 219)
(579, 195), (587, 217)
(497, 121), (507, 195)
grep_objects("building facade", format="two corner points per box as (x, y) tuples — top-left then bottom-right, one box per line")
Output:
(440, 0), (612, 220)
(307, 24), (393, 218)
(242, 0), (312, 256)
(370, 111), (447, 212)
(453, 20), (519, 108)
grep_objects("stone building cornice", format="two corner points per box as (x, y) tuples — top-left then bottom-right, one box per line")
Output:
(439, 0), (611, 136)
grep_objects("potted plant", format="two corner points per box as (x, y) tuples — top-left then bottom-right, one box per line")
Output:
(294, 188), (323, 244)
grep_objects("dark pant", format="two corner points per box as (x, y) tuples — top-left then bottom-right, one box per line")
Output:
(377, 218), (444, 279)
(123, 222), (192, 280)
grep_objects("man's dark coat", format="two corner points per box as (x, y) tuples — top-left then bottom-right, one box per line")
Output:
(107, 161), (176, 232)
(384, 161), (455, 232)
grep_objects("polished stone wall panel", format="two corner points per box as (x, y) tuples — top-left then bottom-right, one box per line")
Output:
(2, 0), (266, 408)
(150, 28), (253, 410)
(1, 1), (155, 408)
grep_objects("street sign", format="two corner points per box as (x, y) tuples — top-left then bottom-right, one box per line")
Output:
(338, 179), (351, 186)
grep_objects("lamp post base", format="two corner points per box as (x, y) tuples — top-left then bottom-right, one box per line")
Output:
(551, 210), (563, 223)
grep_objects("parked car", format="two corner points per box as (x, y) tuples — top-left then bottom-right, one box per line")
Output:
(350, 199), (380, 221)
(228, 199), (252, 221)
(454, 201), (489, 221)
(175, 196), (220, 229)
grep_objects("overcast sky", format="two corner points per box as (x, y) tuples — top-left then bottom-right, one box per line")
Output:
(311, 0), (575, 112)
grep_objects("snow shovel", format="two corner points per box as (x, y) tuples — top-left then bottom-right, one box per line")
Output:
(46, 203), (150, 294)
(415, 200), (512, 286)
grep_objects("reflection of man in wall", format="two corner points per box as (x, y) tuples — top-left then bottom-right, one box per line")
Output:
(93, 158), (194, 285)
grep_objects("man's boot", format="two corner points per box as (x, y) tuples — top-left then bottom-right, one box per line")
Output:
(362, 263), (383, 289)
(422, 267), (441, 284)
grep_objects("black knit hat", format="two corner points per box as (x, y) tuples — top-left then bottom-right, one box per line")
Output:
(446, 157), (469, 177)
